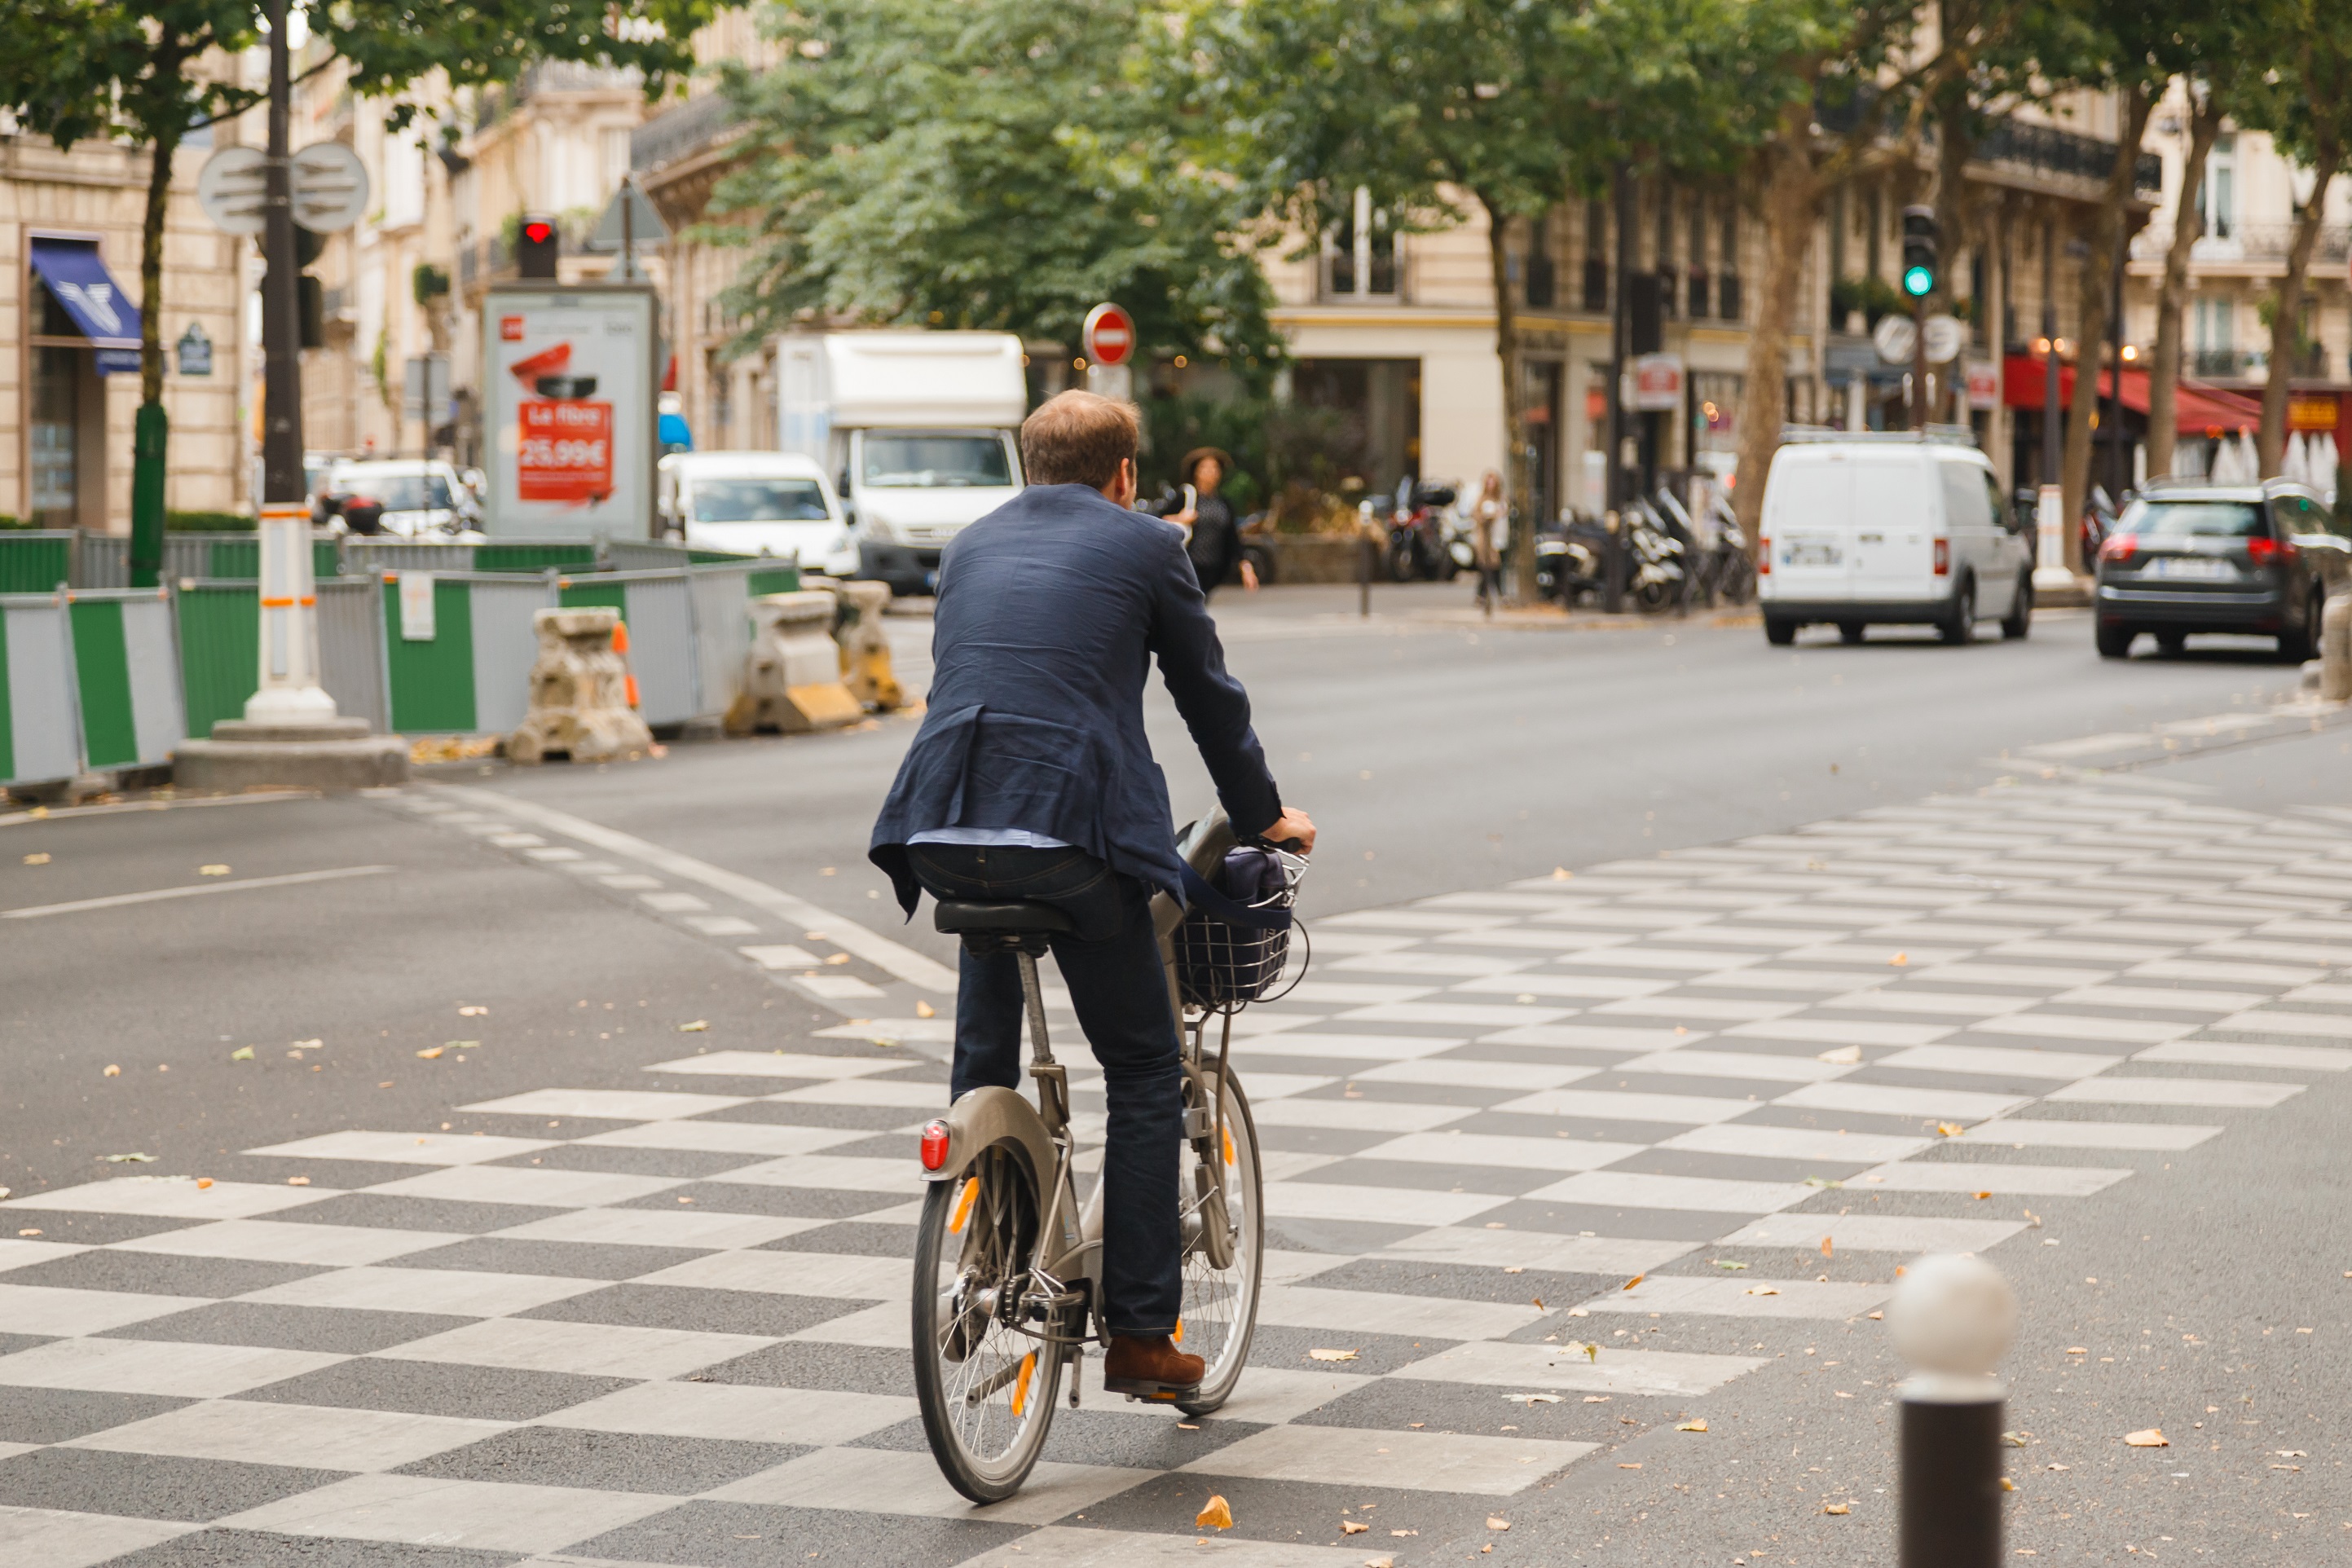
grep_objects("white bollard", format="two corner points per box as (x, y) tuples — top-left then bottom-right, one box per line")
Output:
(1887, 1253), (2017, 1568)
(2031, 484), (2074, 592)
(2322, 592), (2351, 703)
(245, 500), (337, 725)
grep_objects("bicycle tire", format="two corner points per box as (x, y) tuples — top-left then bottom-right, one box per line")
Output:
(912, 1141), (1064, 1503)
(1175, 1072), (1264, 1416)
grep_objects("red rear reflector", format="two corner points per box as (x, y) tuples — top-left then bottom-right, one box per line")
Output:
(2099, 533), (2137, 565)
(1757, 537), (1771, 575)
(919, 1121), (949, 1170)
(1933, 538), (1949, 576)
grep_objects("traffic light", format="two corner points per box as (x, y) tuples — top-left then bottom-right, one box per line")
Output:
(1901, 205), (1938, 299)
(263, 226), (327, 350)
(518, 215), (560, 280)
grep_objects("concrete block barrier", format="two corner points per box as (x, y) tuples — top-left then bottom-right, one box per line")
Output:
(809, 577), (905, 711)
(725, 592), (862, 734)
(508, 606), (656, 764)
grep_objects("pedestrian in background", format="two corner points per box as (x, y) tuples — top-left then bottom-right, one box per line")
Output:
(1469, 469), (1506, 614)
(1156, 447), (1259, 601)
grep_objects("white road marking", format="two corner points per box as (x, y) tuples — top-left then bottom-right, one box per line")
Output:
(2, 864), (394, 919)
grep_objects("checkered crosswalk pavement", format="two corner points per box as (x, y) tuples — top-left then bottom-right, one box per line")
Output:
(7, 780), (2352, 1566)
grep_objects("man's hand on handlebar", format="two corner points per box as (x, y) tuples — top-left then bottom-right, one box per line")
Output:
(1258, 808), (1317, 856)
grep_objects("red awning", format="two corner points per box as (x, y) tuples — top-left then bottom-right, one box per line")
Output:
(2002, 355), (2263, 436)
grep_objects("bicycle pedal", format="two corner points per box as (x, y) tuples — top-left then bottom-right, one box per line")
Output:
(1107, 1379), (1199, 1404)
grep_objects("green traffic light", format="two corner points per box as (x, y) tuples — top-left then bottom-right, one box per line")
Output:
(1903, 266), (1934, 297)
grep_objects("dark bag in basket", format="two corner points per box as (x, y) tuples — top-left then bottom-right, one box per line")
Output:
(1174, 846), (1295, 1007)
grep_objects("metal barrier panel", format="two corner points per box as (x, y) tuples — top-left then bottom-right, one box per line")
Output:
(63, 589), (183, 769)
(687, 565), (757, 720)
(0, 535), (75, 593)
(381, 575), (478, 733)
(345, 542), (480, 576)
(467, 575), (555, 734)
(176, 583), (259, 736)
(622, 575), (698, 725)
(317, 578), (389, 733)
(74, 535), (130, 589)
(162, 533), (340, 583)
(475, 542), (597, 574)
(746, 564), (801, 597)
(0, 595), (81, 785)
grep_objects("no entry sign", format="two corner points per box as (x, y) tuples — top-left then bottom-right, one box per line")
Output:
(1081, 303), (1136, 367)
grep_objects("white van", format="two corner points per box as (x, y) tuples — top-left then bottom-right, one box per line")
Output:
(657, 451), (857, 578)
(1758, 434), (2033, 645)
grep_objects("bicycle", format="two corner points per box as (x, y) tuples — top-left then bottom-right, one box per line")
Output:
(908, 809), (1303, 1503)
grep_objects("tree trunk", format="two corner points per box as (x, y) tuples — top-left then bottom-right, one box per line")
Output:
(2060, 84), (2152, 568)
(1483, 193), (1536, 603)
(1930, 80), (1974, 425)
(2257, 148), (2343, 474)
(139, 123), (178, 407)
(1732, 93), (1822, 559)
(2147, 95), (2221, 478)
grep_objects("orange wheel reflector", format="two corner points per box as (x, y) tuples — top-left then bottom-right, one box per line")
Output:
(949, 1177), (977, 1233)
(1011, 1353), (1037, 1416)
(1172, 1318), (1183, 1344)
(1222, 1125), (1235, 1166)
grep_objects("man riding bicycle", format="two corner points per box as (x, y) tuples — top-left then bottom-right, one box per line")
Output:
(871, 390), (1315, 1400)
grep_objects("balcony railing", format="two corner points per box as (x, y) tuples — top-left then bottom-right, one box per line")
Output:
(477, 60), (644, 128)
(1815, 86), (2160, 196)
(633, 90), (743, 174)
(2188, 346), (2330, 379)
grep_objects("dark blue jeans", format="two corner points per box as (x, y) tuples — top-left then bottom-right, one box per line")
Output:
(907, 843), (1183, 1337)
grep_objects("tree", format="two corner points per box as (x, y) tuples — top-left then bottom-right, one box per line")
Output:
(707, 0), (1282, 389)
(0, 0), (725, 566)
(2236, 0), (2352, 475)
(1194, 0), (1734, 601)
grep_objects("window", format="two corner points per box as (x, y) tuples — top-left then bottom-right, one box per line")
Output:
(1982, 470), (2013, 532)
(2123, 500), (2262, 538)
(1938, 461), (1992, 531)
(861, 433), (1012, 489)
(690, 478), (830, 522)
(1582, 197), (1610, 312)
(1329, 187), (1397, 297)
(2201, 135), (2235, 240)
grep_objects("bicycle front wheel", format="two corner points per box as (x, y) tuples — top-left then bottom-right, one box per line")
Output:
(1176, 1070), (1264, 1416)
(912, 1142), (1064, 1503)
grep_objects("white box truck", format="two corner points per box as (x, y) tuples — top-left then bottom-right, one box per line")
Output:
(777, 331), (1028, 596)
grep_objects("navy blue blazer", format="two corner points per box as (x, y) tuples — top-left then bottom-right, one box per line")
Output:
(870, 482), (1282, 912)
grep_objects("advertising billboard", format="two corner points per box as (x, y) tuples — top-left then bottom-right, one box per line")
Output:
(482, 283), (658, 539)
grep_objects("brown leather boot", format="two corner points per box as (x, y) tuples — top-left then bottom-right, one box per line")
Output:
(1103, 1334), (1205, 1401)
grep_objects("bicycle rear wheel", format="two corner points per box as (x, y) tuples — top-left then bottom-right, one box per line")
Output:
(912, 1142), (1064, 1502)
(1176, 1070), (1263, 1416)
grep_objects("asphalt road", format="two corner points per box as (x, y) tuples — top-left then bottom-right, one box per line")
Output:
(2, 583), (2345, 1566)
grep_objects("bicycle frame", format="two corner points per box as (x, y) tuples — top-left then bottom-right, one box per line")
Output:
(918, 811), (1246, 1364)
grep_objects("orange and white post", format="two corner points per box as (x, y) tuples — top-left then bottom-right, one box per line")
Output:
(247, 500), (338, 725)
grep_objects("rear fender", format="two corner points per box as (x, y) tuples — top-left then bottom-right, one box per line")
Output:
(925, 1085), (1057, 1197)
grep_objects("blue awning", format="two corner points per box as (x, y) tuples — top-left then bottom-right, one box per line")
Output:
(30, 237), (142, 355)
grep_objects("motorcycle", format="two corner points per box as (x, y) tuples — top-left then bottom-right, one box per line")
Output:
(1623, 500), (1689, 614)
(1384, 480), (1460, 582)
(1535, 513), (1610, 606)
(1652, 486), (1754, 607)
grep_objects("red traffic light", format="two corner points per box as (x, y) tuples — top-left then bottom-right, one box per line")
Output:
(522, 221), (555, 245)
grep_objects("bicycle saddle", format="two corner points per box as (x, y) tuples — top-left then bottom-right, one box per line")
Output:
(934, 900), (1074, 953)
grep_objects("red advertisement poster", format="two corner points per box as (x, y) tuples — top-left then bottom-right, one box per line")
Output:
(518, 399), (614, 504)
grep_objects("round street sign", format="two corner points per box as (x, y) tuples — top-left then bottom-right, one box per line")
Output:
(196, 145), (268, 236)
(1872, 313), (1918, 366)
(291, 142), (370, 233)
(1922, 314), (1965, 366)
(1081, 302), (1136, 367)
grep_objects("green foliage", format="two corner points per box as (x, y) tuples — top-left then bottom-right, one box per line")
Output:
(709, 0), (1281, 369)
(0, 513), (27, 531)
(1830, 274), (1909, 329)
(165, 510), (255, 531)
(412, 263), (451, 306)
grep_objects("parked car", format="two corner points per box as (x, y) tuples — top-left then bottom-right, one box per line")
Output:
(320, 459), (479, 537)
(2093, 478), (2345, 660)
(1758, 434), (2033, 646)
(658, 451), (858, 578)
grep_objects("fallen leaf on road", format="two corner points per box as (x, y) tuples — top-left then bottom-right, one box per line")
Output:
(1583, 1395), (1611, 1403)
(1746, 1285), (1780, 1297)
(1504, 1393), (1562, 1405)
(1623, 1274), (1645, 1291)
(2067, 1347), (2089, 1354)
(1821, 1236), (1834, 1257)
(104, 1152), (155, 1163)
(2024, 1209), (2041, 1227)
(2047, 1463), (2070, 1471)
(2123, 1429), (2169, 1447)
(1936, 1122), (1965, 1137)
(1531, 1297), (1544, 1310)
(199, 865), (230, 876)
(1487, 1517), (1511, 1531)
(1309, 1349), (1359, 1362)
(231, 1046), (254, 1061)
(22, 852), (49, 865)
(416, 1047), (444, 1059)
(1888, 952), (1907, 966)
(1364, 1557), (1394, 1568)
(1973, 1191), (1992, 1200)
(915, 1001), (936, 1018)
(103, 1064), (120, 1077)
(1817, 1045), (1862, 1064)
(1868, 1310), (1883, 1320)
(1389, 1529), (1416, 1536)
(1617, 1462), (1641, 1469)
(1195, 1494), (1232, 1530)
(1714, 1259), (1749, 1270)
(2000, 1478), (2017, 1491)
(1823, 1503), (1851, 1516)
(1342, 1521), (1368, 1535)
(1504, 1266), (1524, 1274)
(1583, 1341), (1600, 1362)
(1676, 1419), (1709, 1432)
(196, 1178), (213, 1189)
(1804, 1177), (1841, 1189)
(2275, 1450), (2308, 1458)
(459, 1006), (488, 1017)
(286, 1176), (311, 1186)
(1551, 867), (1571, 880)
(824, 953), (852, 966)
(16, 1228), (40, 1236)
(678, 1020), (710, 1033)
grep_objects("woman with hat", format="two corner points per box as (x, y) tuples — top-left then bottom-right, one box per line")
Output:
(1154, 447), (1259, 601)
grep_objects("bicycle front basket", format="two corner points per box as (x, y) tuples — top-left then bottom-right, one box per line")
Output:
(1174, 845), (1306, 1009)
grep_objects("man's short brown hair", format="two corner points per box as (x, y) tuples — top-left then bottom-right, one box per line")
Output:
(1020, 390), (1139, 488)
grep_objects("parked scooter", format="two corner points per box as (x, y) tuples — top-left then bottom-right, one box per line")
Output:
(1624, 499), (1689, 614)
(1384, 480), (1460, 582)
(1535, 513), (1610, 606)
